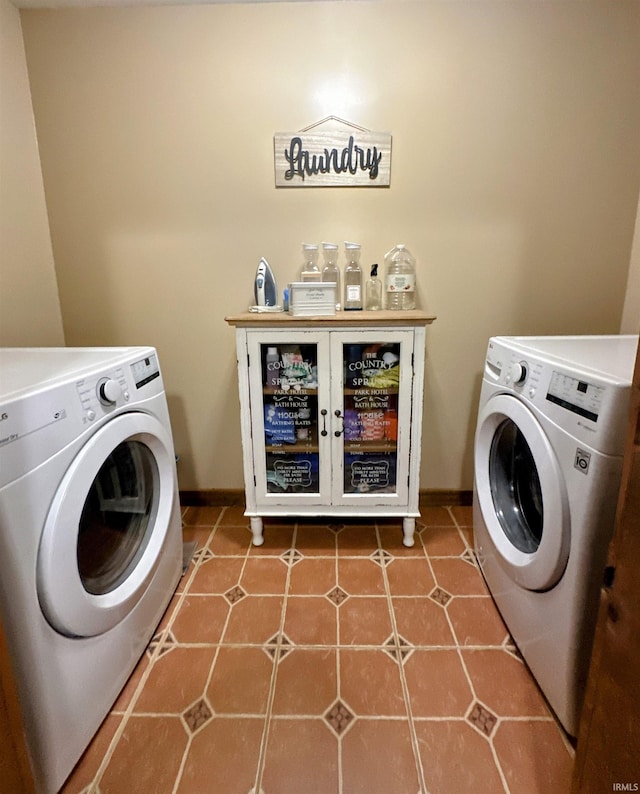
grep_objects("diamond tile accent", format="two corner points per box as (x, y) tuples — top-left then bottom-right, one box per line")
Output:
(225, 585), (247, 604)
(281, 548), (303, 566)
(370, 548), (393, 567)
(263, 632), (294, 662)
(326, 586), (349, 606)
(194, 546), (214, 564)
(276, 634), (293, 661)
(148, 630), (177, 659)
(383, 635), (414, 664)
(502, 637), (523, 662)
(429, 586), (452, 607)
(383, 636), (397, 661)
(324, 700), (354, 736)
(460, 548), (477, 567)
(467, 701), (498, 737)
(396, 636), (414, 662)
(147, 631), (163, 656)
(183, 698), (213, 733)
(263, 632), (280, 660)
(327, 585), (349, 607)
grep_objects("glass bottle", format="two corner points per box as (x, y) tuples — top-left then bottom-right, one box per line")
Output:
(365, 263), (382, 310)
(300, 243), (321, 282)
(321, 242), (341, 311)
(384, 244), (416, 310)
(343, 242), (363, 311)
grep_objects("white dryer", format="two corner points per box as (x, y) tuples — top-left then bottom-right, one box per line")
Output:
(0, 347), (182, 793)
(473, 335), (637, 736)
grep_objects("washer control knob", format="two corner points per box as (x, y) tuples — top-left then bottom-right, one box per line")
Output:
(509, 362), (527, 385)
(97, 378), (122, 405)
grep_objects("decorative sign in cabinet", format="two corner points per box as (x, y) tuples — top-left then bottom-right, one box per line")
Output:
(225, 311), (435, 547)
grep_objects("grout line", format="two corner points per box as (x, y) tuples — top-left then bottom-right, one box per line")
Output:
(375, 521), (428, 794)
(443, 507), (511, 794)
(170, 518), (222, 794)
(445, 505), (474, 551)
(251, 521), (299, 794)
(172, 507), (253, 793)
(334, 537), (344, 794)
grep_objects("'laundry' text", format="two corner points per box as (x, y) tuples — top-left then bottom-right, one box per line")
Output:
(283, 136), (383, 182)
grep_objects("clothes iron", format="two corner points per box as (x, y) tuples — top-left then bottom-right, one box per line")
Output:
(252, 257), (281, 311)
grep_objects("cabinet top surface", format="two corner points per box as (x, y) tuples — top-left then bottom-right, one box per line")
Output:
(225, 310), (436, 328)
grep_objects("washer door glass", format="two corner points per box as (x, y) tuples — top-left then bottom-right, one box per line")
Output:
(37, 412), (178, 638)
(78, 440), (158, 596)
(474, 393), (570, 591)
(489, 418), (543, 554)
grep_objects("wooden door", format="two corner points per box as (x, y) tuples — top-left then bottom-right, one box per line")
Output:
(572, 339), (640, 790)
(0, 612), (35, 793)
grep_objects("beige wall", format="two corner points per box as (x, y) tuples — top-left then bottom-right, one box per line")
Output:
(20, 1), (640, 492)
(0, 0), (64, 347)
(620, 196), (640, 335)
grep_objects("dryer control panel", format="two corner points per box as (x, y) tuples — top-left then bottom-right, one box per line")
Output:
(0, 346), (166, 488)
(130, 353), (160, 389)
(484, 337), (633, 456)
(546, 371), (605, 423)
(77, 366), (129, 422)
(77, 353), (160, 422)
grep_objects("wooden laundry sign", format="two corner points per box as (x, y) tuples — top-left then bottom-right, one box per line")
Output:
(274, 117), (392, 188)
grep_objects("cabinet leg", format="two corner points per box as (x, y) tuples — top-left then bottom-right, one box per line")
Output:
(402, 517), (416, 547)
(250, 516), (264, 546)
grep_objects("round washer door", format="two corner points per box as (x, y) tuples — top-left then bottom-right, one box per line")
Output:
(474, 393), (570, 591)
(37, 411), (177, 638)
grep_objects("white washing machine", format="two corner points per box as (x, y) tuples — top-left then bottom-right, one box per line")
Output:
(0, 347), (183, 793)
(473, 335), (637, 737)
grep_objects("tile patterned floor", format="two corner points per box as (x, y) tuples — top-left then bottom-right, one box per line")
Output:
(61, 505), (574, 794)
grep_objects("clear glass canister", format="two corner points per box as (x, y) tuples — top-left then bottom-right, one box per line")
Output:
(343, 242), (363, 311)
(300, 243), (321, 282)
(321, 242), (341, 311)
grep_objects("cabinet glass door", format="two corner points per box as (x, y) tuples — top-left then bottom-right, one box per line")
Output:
(332, 331), (414, 505)
(248, 332), (331, 504)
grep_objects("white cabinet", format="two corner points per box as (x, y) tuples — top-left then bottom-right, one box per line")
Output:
(225, 311), (435, 547)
